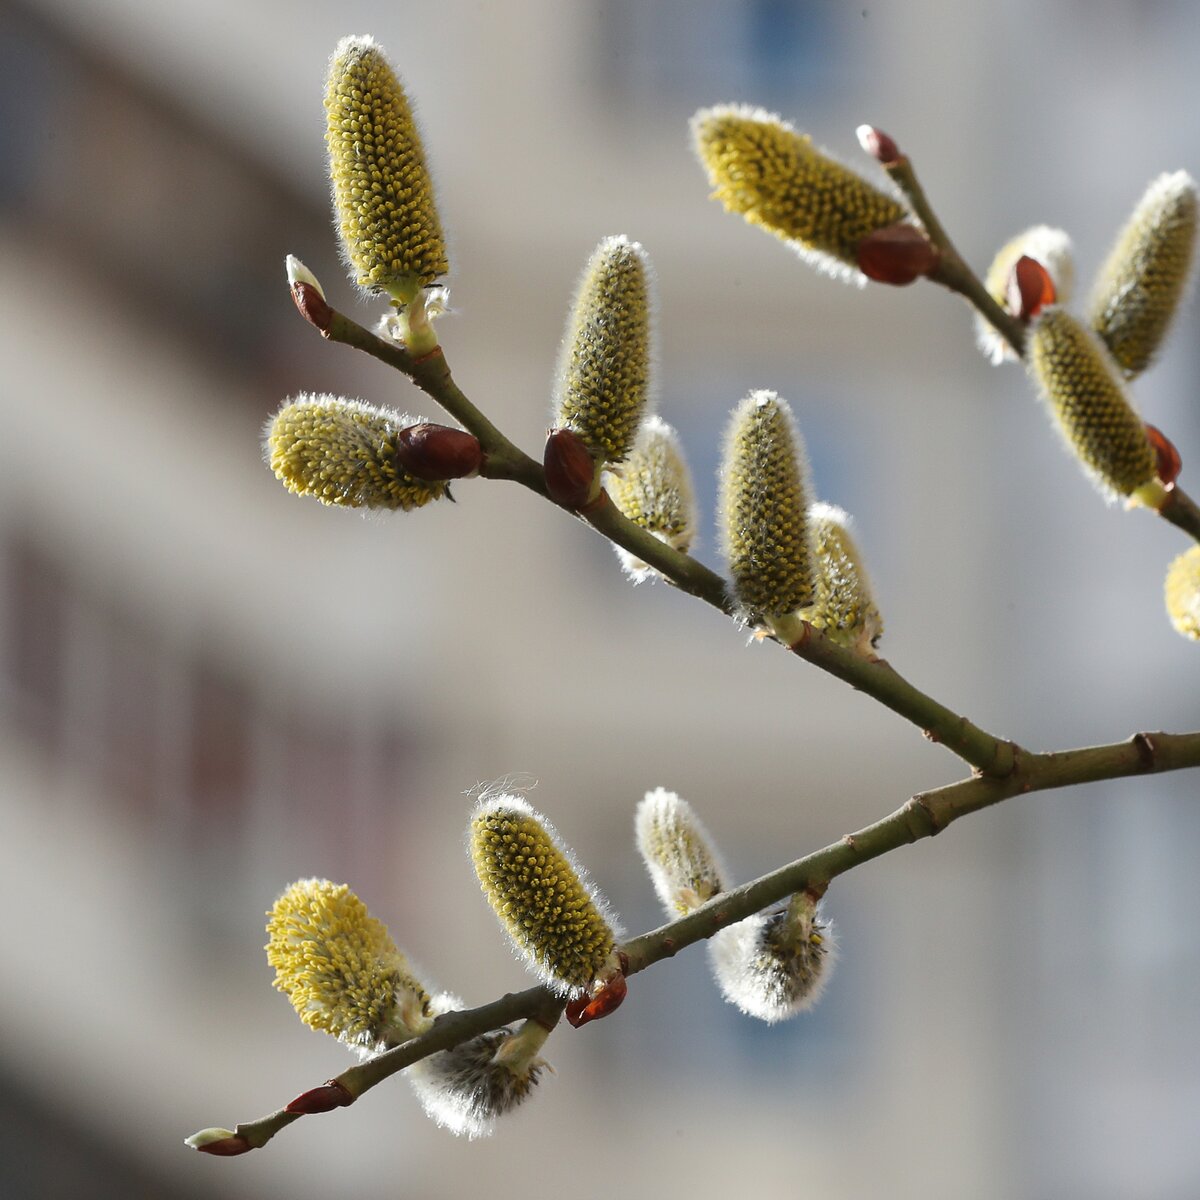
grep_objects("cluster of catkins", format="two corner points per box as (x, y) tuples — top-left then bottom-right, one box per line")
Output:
(264, 35), (886, 655)
(266, 790), (832, 1136)
(689, 104), (1200, 639)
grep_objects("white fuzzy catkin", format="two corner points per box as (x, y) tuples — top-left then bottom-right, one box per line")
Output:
(406, 995), (550, 1139)
(635, 788), (728, 916)
(709, 894), (834, 1023)
(605, 417), (698, 581)
(975, 225), (1074, 364)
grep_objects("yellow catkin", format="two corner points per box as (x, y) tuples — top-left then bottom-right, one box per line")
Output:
(1089, 171), (1198, 379)
(1165, 545), (1200, 641)
(635, 788), (728, 917)
(604, 416), (696, 579)
(554, 236), (655, 463)
(806, 503), (883, 652)
(1027, 309), (1156, 502)
(264, 393), (448, 510)
(719, 390), (816, 620)
(325, 35), (448, 302)
(469, 796), (618, 995)
(266, 879), (432, 1051)
(691, 104), (909, 283)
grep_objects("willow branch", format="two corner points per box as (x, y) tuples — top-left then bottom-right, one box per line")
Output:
(312, 308), (1016, 775)
(883, 149), (1200, 545)
(202, 726), (1200, 1153)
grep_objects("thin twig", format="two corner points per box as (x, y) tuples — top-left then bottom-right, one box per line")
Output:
(204, 726), (1200, 1152)
(320, 309), (1017, 775)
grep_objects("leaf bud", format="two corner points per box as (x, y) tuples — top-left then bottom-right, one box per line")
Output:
(691, 104), (910, 286)
(543, 427), (600, 509)
(564, 970), (628, 1028)
(709, 893), (835, 1023)
(468, 795), (621, 996)
(1026, 309), (1157, 503)
(325, 36), (448, 304)
(856, 223), (939, 286)
(1007, 255), (1056, 320)
(394, 423), (483, 481)
(1144, 424), (1182, 488)
(1089, 170), (1198, 379)
(855, 123), (901, 165)
(285, 1080), (355, 1115)
(184, 1128), (253, 1156)
(1165, 545), (1200, 641)
(286, 255), (333, 333)
(264, 394), (450, 511)
(553, 236), (656, 464)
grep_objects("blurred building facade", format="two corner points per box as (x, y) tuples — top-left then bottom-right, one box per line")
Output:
(1, 2), (1200, 1197)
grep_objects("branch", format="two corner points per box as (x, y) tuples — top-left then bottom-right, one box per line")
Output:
(196, 726), (1200, 1153)
(310, 307), (1017, 775)
(882, 146), (1200, 545)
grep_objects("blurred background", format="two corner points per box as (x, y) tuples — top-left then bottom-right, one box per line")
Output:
(2, 1), (1199, 1196)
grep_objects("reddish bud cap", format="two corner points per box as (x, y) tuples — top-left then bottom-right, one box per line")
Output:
(565, 972), (628, 1028)
(1007, 255), (1056, 320)
(1145, 423), (1183, 487)
(290, 281), (333, 334)
(855, 124), (901, 165)
(191, 1134), (253, 1157)
(857, 224), (939, 286)
(543, 428), (598, 508)
(285, 1080), (355, 1115)
(395, 423), (483, 481)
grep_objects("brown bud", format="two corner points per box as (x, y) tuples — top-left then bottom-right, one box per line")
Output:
(856, 224), (939, 285)
(285, 1080), (355, 1115)
(856, 124), (901, 165)
(290, 280), (333, 334)
(192, 1134), (254, 1157)
(543, 427), (598, 508)
(394, 423), (483, 481)
(1145, 423), (1182, 487)
(565, 972), (628, 1028)
(1007, 255), (1056, 320)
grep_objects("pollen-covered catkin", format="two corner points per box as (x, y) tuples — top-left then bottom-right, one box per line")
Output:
(1089, 171), (1198, 379)
(325, 35), (448, 302)
(1165, 545), (1200, 641)
(635, 788), (728, 916)
(975, 225), (1074, 364)
(468, 796), (620, 995)
(709, 893), (834, 1023)
(719, 390), (816, 623)
(553, 236), (655, 464)
(691, 104), (909, 284)
(605, 417), (697, 580)
(265, 878), (433, 1054)
(407, 998), (551, 1139)
(807, 503), (883, 652)
(264, 394), (449, 510)
(1026, 309), (1157, 502)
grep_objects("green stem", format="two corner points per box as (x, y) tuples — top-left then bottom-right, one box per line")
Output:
(199, 727), (1200, 1153)
(316, 309), (1018, 774)
(884, 155), (1027, 358)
